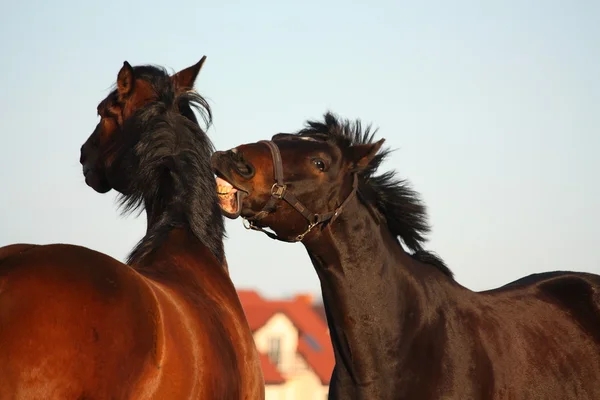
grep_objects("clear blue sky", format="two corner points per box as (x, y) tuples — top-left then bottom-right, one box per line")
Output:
(1, 0), (598, 298)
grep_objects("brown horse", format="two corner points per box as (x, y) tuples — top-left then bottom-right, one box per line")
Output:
(0, 58), (264, 399)
(211, 112), (600, 400)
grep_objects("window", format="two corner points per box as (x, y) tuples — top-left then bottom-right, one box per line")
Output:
(267, 336), (281, 366)
(304, 334), (321, 352)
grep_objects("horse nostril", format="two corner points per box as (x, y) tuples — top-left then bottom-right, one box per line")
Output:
(227, 149), (254, 178)
(235, 161), (255, 178)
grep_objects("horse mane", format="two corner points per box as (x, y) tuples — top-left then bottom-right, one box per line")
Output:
(296, 112), (453, 278)
(107, 65), (224, 265)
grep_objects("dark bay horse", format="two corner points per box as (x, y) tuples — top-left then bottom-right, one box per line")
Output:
(0, 58), (264, 399)
(211, 112), (600, 400)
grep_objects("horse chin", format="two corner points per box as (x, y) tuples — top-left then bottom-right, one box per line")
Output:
(84, 171), (112, 194)
(216, 176), (251, 219)
(217, 188), (247, 219)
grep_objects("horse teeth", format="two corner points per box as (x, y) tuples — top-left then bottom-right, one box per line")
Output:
(216, 177), (237, 196)
(217, 185), (231, 194)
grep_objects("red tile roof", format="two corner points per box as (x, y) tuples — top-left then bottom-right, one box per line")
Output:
(237, 289), (263, 305)
(237, 290), (335, 385)
(243, 305), (277, 331)
(259, 353), (286, 384)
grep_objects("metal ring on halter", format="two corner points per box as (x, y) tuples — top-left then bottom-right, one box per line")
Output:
(295, 222), (317, 241)
(271, 183), (286, 199)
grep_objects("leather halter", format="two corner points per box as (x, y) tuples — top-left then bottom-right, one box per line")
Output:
(242, 139), (358, 242)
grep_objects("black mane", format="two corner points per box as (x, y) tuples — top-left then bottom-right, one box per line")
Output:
(296, 112), (452, 278)
(107, 66), (224, 265)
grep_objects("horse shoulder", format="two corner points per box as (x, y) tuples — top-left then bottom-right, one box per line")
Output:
(131, 243), (264, 399)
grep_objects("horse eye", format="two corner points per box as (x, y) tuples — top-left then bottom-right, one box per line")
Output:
(313, 159), (326, 172)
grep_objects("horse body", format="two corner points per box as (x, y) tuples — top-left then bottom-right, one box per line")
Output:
(211, 112), (600, 399)
(0, 243), (159, 399)
(0, 57), (264, 399)
(0, 232), (260, 399)
(307, 209), (600, 399)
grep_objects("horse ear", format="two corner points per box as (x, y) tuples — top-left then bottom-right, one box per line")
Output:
(117, 61), (135, 98)
(347, 139), (385, 169)
(171, 56), (207, 91)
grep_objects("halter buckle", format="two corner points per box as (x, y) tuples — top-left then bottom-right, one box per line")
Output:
(271, 183), (287, 199)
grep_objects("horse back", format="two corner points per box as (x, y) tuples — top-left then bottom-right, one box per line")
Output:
(452, 271), (600, 399)
(493, 270), (600, 343)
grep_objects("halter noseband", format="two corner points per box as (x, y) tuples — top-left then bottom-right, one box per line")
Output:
(242, 139), (358, 242)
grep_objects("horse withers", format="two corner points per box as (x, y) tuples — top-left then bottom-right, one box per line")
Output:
(211, 112), (600, 400)
(0, 57), (264, 399)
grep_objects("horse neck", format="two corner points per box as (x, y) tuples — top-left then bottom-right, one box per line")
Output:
(135, 223), (225, 285)
(121, 121), (226, 277)
(303, 196), (451, 385)
(125, 196), (228, 289)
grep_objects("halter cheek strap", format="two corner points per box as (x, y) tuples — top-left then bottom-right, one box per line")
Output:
(243, 139), (358, 242)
